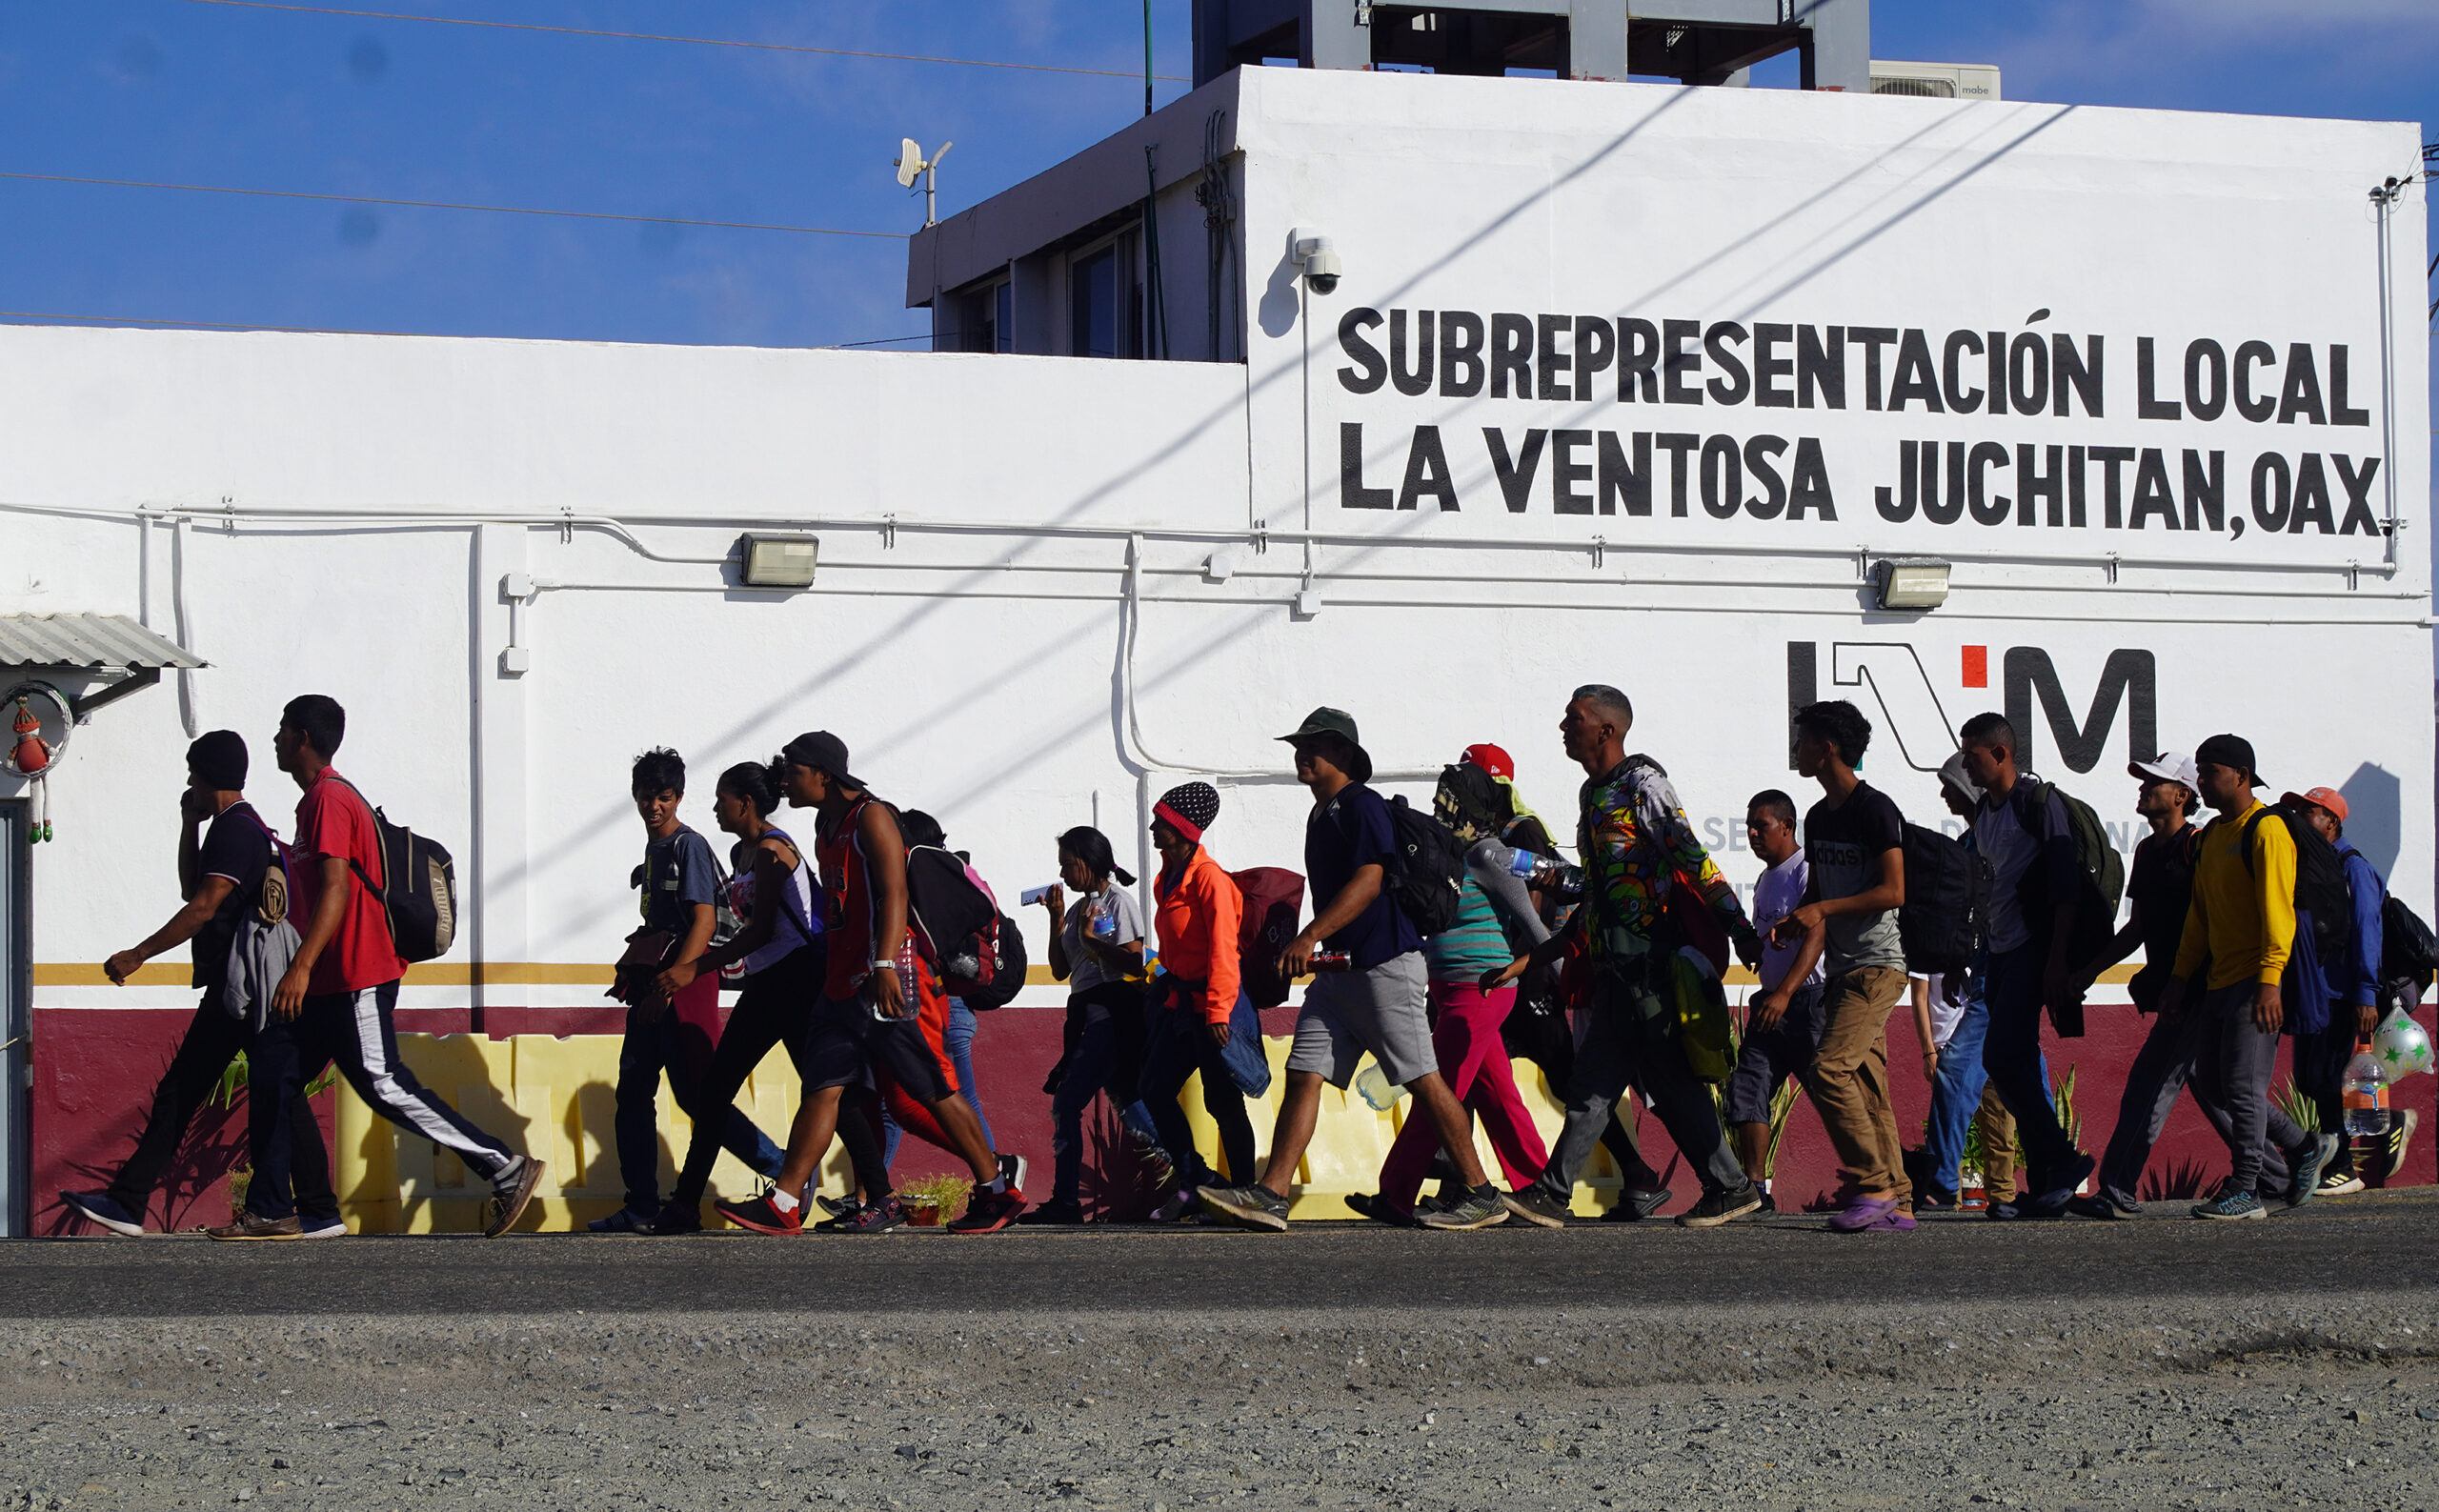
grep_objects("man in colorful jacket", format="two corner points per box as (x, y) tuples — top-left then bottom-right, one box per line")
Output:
(1494, 684), (1765, 1229)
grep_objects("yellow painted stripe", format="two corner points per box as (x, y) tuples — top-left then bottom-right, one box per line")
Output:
(34, 961), (617, 987)
(34, 960), (2141, 989)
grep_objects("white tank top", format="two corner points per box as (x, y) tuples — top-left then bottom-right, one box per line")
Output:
(727, 827), (819, 978)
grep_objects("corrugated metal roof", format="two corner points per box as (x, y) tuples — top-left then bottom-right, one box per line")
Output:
(0, 614), (206, 670)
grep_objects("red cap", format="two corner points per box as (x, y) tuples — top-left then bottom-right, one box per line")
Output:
(1461, 743), (1513, 779)
(2282, 786), (2348, 824)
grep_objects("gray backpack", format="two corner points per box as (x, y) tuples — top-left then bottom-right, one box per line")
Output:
(221, 809), (302, 1033)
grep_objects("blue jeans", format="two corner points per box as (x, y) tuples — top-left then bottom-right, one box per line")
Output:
(1923, 985), (2050, 1194)
(617, 1002), (783, 1215)
(1978, 941), (2083, 1197)
(1052, 1007), (1164, 1204)
(883, 998), (994, 1167)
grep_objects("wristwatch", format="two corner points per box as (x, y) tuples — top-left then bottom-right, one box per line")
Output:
(870, 959), (898, 972)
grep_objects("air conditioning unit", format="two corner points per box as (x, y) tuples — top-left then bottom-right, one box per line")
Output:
(1869, 60), (2002, 102)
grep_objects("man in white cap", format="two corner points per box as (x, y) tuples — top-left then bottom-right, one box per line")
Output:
(1905, 752), (2041, 1214)
(2073, 748), (2323, 1218)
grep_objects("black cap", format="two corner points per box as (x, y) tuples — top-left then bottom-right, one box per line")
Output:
(2193, 733), (2260, 788)
(186, 730), (248, 791)
(779, 731), (863, 792)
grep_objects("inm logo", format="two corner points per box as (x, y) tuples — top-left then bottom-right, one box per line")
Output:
(1786, 641), (2157, 774)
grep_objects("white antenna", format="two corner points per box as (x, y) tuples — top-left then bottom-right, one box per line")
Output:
(893, 137), (954, 227)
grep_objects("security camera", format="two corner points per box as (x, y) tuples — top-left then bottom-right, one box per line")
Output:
(1291, 229), (1341, 295)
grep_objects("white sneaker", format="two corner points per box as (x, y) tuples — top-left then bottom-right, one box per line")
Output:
(997, 1152), (1030, 1199)
(301, 1219), (349, 1239)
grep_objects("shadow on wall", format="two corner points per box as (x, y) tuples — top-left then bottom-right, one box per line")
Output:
(2341, 761), (2402, 882)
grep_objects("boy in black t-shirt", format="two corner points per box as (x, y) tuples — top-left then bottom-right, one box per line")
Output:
(601, 748), (784, 1233)
(62, 732), (340, 1238)
(1781, 701), (1915, 1233)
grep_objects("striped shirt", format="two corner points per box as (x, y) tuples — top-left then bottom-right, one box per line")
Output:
(1424, 875), (1512, 982)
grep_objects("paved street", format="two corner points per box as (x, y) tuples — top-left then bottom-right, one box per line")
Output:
(4, 1192), (2438, 1508)
(10, 1187), (2438, 1320)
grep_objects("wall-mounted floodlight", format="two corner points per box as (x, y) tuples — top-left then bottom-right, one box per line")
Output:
(1873, 557), (1951, 611)
(741, 534), (820, 589)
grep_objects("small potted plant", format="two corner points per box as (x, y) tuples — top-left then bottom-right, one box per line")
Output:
(900, 1174), (974, 1227)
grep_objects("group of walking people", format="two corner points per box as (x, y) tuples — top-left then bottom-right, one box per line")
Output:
(61, 681), (2427, 1240)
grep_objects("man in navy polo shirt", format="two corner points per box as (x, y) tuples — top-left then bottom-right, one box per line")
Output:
(1199, 708), (1509, 1232)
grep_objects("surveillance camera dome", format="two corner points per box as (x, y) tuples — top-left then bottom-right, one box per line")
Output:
(1304, 246), (1343, 295)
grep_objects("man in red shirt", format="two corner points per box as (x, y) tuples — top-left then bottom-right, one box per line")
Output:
(211, 696), (544, 1240)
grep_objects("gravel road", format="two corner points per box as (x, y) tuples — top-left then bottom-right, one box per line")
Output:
(6, 1195), (2438, 1509)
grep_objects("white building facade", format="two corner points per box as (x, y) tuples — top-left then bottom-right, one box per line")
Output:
(1, 68), (2427, 1231)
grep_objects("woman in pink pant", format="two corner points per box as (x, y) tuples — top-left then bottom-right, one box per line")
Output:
(1354, 759), (1552, 1224)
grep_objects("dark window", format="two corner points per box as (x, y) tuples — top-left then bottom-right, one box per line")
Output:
(1069, 241), (1140, 359)
(959, 280), (1012, 353)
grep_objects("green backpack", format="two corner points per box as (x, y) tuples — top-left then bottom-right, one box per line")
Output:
(2014, 776), (2127, 966)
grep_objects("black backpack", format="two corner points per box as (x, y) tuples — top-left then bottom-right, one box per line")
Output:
(1899, 823), (1989, 980)
(1381, 793), (1465, 937)
(960, 911), (1028, 1011)
(904, 844), (1020, 1005)
(2383, 894), (2439, 991)
(330, 776), (457, 963)
(2236, 804), (2351, 958)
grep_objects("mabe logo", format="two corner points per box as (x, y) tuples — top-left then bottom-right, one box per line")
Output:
(1786, 642), (2157, 775)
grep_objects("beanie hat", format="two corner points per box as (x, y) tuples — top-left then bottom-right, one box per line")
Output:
(1153, 781), (1220, 843)
(187, 730), (248, 791)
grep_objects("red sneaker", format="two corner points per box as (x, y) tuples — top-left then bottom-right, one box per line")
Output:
(948, 1184), (1025, 1234)
(714, 1192), (804, 1237)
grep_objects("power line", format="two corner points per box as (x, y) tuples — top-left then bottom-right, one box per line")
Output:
(0, 170), (905, 238)
(172, 0), (1192, 82)
(2, 309), (937, 346)
(0, 308), (490, 336)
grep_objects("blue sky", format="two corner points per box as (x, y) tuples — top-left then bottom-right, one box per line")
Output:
(0, 0), (2429, 350)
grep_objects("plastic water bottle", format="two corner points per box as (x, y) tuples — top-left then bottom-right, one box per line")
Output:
(1500, 846), (1584, 897)
(2343, 1041), (2392, 1138)
(1355, 1061), (1409, 1111)
(1307, 949), (1353, 972)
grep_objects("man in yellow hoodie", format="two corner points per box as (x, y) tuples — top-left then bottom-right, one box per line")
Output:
(2162, 734), (2338, 1220)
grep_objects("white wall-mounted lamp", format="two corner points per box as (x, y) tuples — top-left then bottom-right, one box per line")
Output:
(740, 534), (820, 589)
(1872, 557), (1951, 611)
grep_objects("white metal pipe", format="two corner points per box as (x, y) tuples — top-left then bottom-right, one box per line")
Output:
(169, 516), (199, 739)
(519, 576), (2426, 626)
(2373, 174), (2405, 568)
(5, 495), (2406, 584)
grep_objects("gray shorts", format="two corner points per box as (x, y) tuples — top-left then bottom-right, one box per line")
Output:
(1285, 951), (1436, 1089)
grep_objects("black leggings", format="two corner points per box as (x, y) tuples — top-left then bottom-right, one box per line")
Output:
(668, 953), (818, 1210)
(1140, 1006), (1259, 1190)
